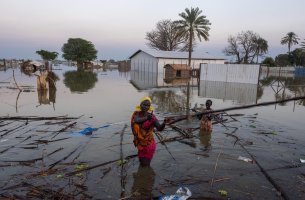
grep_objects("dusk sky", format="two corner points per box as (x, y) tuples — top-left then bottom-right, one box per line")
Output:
(1, 0), (305, 61)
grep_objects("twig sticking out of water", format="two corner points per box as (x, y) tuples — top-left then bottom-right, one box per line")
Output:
(12, 70), (21, 92)
(120, 124), (127, 198)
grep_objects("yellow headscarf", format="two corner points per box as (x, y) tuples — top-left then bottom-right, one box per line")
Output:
(135, 96), (154, 112)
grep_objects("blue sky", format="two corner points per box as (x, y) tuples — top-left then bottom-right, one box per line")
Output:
(1, 0), (305, 61)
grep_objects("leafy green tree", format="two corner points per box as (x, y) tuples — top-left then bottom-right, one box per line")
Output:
(261, 57), (276, 67)
(281, 32), (299, 55)
(224, 31), (268, 64)
(291, 48), (305, 66)
(63, 70), (98, 93)
(275, 54), (291, 66)
(36, 50), (58, 69)
(174, 7), (211, 67)
(62, 38), (97, 67)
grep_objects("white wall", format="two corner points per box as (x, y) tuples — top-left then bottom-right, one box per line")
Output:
(200, 64), (260, 84)
(157, 58), (225, 86)
(130, 51), (158, 74)
(157, 58), (224, 73)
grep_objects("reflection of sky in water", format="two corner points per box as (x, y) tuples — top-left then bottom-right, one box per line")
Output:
(1, 66), (305, 130)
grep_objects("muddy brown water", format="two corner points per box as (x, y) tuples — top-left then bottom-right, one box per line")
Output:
(0, 65), (304, 199)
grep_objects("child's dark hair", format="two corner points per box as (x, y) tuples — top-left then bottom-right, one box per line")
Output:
(206, 99), (212, 106)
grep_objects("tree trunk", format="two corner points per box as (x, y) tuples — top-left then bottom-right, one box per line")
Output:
(186, 30), (193, 121)
(77, 61), (84, 70)
(44, 60), (49, 70)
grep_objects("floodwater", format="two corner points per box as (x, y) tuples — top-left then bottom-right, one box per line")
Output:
(0, 65), (305, 199)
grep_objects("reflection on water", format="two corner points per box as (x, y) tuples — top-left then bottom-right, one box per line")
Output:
(131, 166), (155, 198)
(149, 90), (187, 113)
(130, 70), (198, 90)
(199, 80), (258, 104)
(37, 87), (56, 108)
(1, 65), (305, 128)
(199, 130), (212, 152)
(63, 70), (98, 93)
(259, 74), (305, 106)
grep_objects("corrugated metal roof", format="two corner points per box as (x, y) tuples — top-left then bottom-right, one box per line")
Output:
(129, 49), (225, 60)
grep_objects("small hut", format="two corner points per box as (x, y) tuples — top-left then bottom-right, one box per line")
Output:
(84, 61), (94, 69)
(164, 64), (191, 79)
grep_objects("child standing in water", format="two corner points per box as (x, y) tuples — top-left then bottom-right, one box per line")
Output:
(131, 96), (169, 167)
(200, 99), (213, 132)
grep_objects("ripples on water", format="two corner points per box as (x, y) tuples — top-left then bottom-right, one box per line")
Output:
(0, 64), (305, 199)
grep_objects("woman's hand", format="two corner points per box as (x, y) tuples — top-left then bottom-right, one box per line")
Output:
(147, 112), (153, 120)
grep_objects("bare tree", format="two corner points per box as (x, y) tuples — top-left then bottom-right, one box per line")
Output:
(223, 36), (241, 63)
(224, 30), (268, 64)
(146, 20), (184, 51)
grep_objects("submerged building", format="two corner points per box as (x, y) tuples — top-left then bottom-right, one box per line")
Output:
(129, 49), (225, 89)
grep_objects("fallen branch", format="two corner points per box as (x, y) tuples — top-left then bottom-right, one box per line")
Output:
(239, 142), (290, 200)
(155, 131), (176, 161)
(48, 145), (81, 169)
(210, 150), (222, 188)
(0, 135), (32, 154)
(51, 122), (77, 139)
(47, 147), (64, 156)
(65, 154), (137, 177)
(0, 121), (28, 137)
(169, 124), (191, 138)
(27, 137), (70, 145)
(0, 116), (80, 121)
(168, 96), (305, 124)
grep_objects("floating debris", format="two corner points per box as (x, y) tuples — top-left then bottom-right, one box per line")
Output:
(159, 187), (192, 200)
(75, 163), (89, 170)
(218, 189), (228, 196)
(238, 156), (253, 163)
(117, 159), (128, 166)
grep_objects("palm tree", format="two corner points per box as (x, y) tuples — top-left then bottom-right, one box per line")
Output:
(174, 7), (211, 67)
(174, 7), (211, 120)
(252, 37), (268, 63)
(281, 32), (300, 55)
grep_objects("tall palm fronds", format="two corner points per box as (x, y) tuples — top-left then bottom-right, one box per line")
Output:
(174, 7), (211, 67)
(281, 32), (300, 55)
(252, 37), (268, 63)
